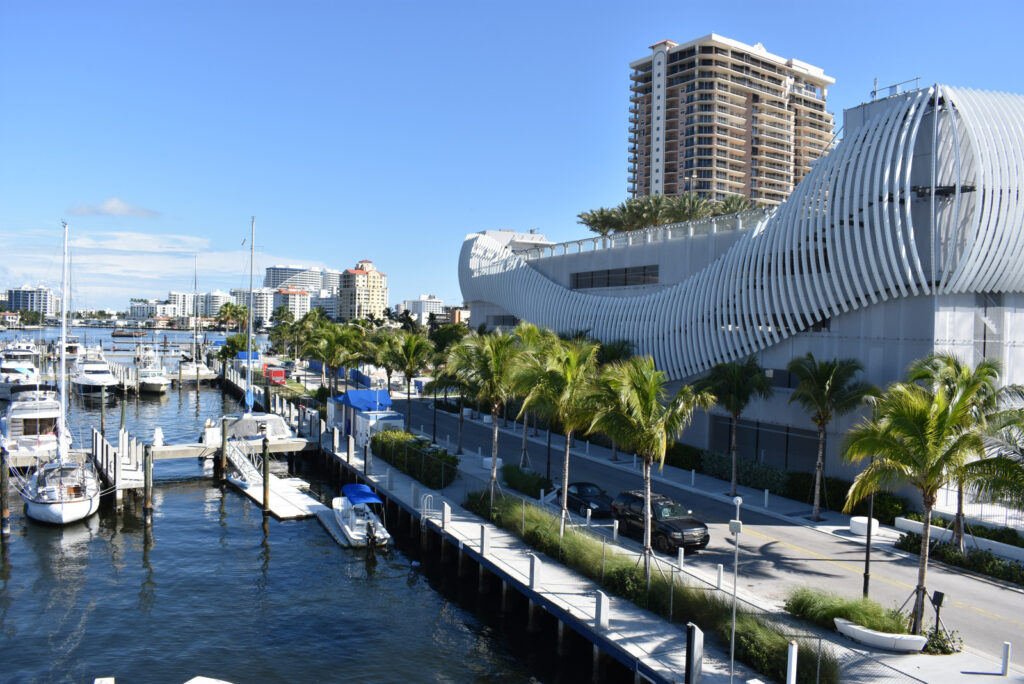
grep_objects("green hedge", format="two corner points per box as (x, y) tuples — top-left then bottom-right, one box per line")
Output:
(894, 532), (1024, 585)
(462, 492), (839, 684)
(905, 512), (1024, 549)
(370, 429), (459, 489)
(500, 464), (552, 499)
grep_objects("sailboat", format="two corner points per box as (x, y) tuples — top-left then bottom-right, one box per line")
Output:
(179, 255), (216, 383)
(209, 218), (292, 452)
(16, 222), (101, 524)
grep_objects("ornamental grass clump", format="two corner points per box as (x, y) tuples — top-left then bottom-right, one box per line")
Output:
(499, 464), (552, 499)
(785, 587), (908, 634)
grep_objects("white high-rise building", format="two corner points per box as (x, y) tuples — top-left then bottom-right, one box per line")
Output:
(273, 287), (311, 319)
(168, 291), (198, 317)
(399, 294), (445, 324)
(263, 265), (324, 292)
(7, 286), (59, 316)
(204, 290), (232, 317)
(232, 287), (275, 326)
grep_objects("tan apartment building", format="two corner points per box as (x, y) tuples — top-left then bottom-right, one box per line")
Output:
(628, 34), (834, 205)
(339, 260), (389, 321)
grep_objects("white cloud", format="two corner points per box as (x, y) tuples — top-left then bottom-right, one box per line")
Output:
(71, 231), (210, 254)
(67, 198), (160, 219)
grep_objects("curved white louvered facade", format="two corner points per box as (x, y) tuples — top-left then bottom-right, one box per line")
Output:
(460, 86), (1024, 381)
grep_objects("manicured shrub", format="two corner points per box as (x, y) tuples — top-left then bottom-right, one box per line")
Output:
(500, 464), (552, 499)
(664, 442), (703, 470)
(701, 451), (788, 493)
(894, 533), (1024, 585)
(905, 512), (1024, 549)
(785, 587), (908, 634)
(370, 429), (459, 489)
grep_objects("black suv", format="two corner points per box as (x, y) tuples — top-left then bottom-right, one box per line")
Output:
(610, 490), (710, 553)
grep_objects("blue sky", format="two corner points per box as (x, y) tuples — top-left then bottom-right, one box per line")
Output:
(2, 0), (1022, 311)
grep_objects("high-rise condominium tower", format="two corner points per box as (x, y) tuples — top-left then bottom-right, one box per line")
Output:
(628, 34), (834, 205)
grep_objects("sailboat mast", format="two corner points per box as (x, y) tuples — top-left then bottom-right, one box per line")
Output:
(246, 216), (254, 411)
(58, 221), (69, 462)
(193, 255), (198, 359)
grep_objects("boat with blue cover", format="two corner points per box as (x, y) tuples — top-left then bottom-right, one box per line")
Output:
(331, 483), (391, 548)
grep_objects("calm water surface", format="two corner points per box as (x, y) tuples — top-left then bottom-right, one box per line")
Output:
(0, 329), (538, 683)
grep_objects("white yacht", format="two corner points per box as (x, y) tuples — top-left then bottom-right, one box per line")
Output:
(0, 340), (41, 400)
(1, 385), (64, 460)
(331, 484), (391, 548)
(70, 346), (119, 396)
(16, 221), (101, 525)
(135, 345), (170, 394)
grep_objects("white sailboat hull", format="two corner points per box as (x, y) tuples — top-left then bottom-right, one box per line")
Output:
(24, 494), (100, 524)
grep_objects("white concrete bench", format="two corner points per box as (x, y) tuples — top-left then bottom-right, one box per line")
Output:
(849, 516), (879, 536)
(834, 618), (927, 652)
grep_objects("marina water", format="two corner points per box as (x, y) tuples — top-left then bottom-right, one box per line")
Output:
(1, 329), (538, 682)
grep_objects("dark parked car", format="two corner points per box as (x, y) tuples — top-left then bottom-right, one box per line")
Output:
(610, 490), (710, 552)
(559, 482), (613, 518)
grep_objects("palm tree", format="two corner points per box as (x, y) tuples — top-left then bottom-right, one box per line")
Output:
(392, 330), (435, 431)
(518, 338), (599, 533)
(843, 379), (984, 634)
(445, 337), (481, 456)
(906, 354), (1021, 551)
(787, 354), (878, 521)
(715, 193), (754, 215)
(576, 207), (621, 237)
(448, 331), (520, 504)
(698, 356), (773, 496)
(597, 339), (634, 460)
(591, 356), (714, 579)
(216, 302), (237, 332)
(667, 192), (715, 223)
(511, 321), (555, 468)
(367, 328), (401, 391)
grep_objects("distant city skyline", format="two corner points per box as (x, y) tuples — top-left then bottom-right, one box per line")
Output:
(2, 1), (1022, 309)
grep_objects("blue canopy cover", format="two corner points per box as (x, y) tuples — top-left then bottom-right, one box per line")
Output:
(342, 483), (383, 505)
(330, 389), (392, 412)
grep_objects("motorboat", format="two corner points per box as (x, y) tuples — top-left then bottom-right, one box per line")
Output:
(0, 385), (64, 459)
(201, 412), (295, 447)
(70, 346), (119, 395)
(0, 340), (41, 400)
(64, 336), (83, 358)
(15, 221), (101, 525)
(331, 484), (391, 548)
(178, 358), (217, 383)
(135, 345), (170, 394)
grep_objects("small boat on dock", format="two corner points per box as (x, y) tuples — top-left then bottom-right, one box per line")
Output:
(201, 412), (295, 448)
(331, 484), (391, 548)
(0, 340), (41, 400)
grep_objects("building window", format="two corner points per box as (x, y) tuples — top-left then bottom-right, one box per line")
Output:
(570, 265), (660, 290)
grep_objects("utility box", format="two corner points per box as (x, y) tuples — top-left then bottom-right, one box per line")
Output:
(265, 367), (286, 385)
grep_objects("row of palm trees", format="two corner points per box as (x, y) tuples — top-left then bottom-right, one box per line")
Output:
(270, 309), (1024, 634)
(576, 192), (755, 236)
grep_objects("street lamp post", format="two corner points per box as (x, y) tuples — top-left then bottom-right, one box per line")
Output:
(729, 496), (743, 684)
(863, 455), (875, 597)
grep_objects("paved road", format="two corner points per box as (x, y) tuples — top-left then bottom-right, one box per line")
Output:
(402, 399), (1024, 669)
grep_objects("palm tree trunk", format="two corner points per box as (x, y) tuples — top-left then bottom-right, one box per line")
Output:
(406, 378), (412, 431)
(643, 456), (652, 581)
(611, 438), (618, 461)
(730, 414), (739, 497)
(520, 413), (528, 468)
(457, 395), (464, 455)
(812, 423), (826, 521)
(560, 428), (573, 538)
(953, 481), (965, 554)
(912, 494), (936, 635)
(489, 404), (500, 511)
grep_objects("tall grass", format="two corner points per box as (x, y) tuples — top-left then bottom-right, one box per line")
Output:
(464, 492), (840, 684)
(785, 587), (908, 634)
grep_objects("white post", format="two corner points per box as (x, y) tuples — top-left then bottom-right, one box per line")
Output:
(539, 488), (545, 503)
(585, 440), (590, 455)
(764, 488), (770, 509)
(678, 547), (685, 569)
(716, 564), (723, 589)
(477, 446), (482, 457)
(411, 483), (418, 505)
(595, 591), (609, 630)
(612, 519), (619, 542)
(1002, 642), (1012, 676)
(386, 469), (393, 490)
(442, 502), (451, 530)
(786, 640), (798, 684)
(632, 454), (637, 469)
(420, 423), (424, 434)
(691, 469), (696, 486)
(480, 524), (489, 556)
(529, 554), (541, 589)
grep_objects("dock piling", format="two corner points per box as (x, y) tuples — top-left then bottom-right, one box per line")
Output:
(1, 445), (10, 540)
(100, 386), (106, 436)
(262, 437), (270, 514)
(217, 417), (228, 483)
(120, 398), (126, 430)
(595, 591), (609, 629)
(529, 554), (541, 589)
(442, 502), (450, 530)
(143, 444), (153, 526)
